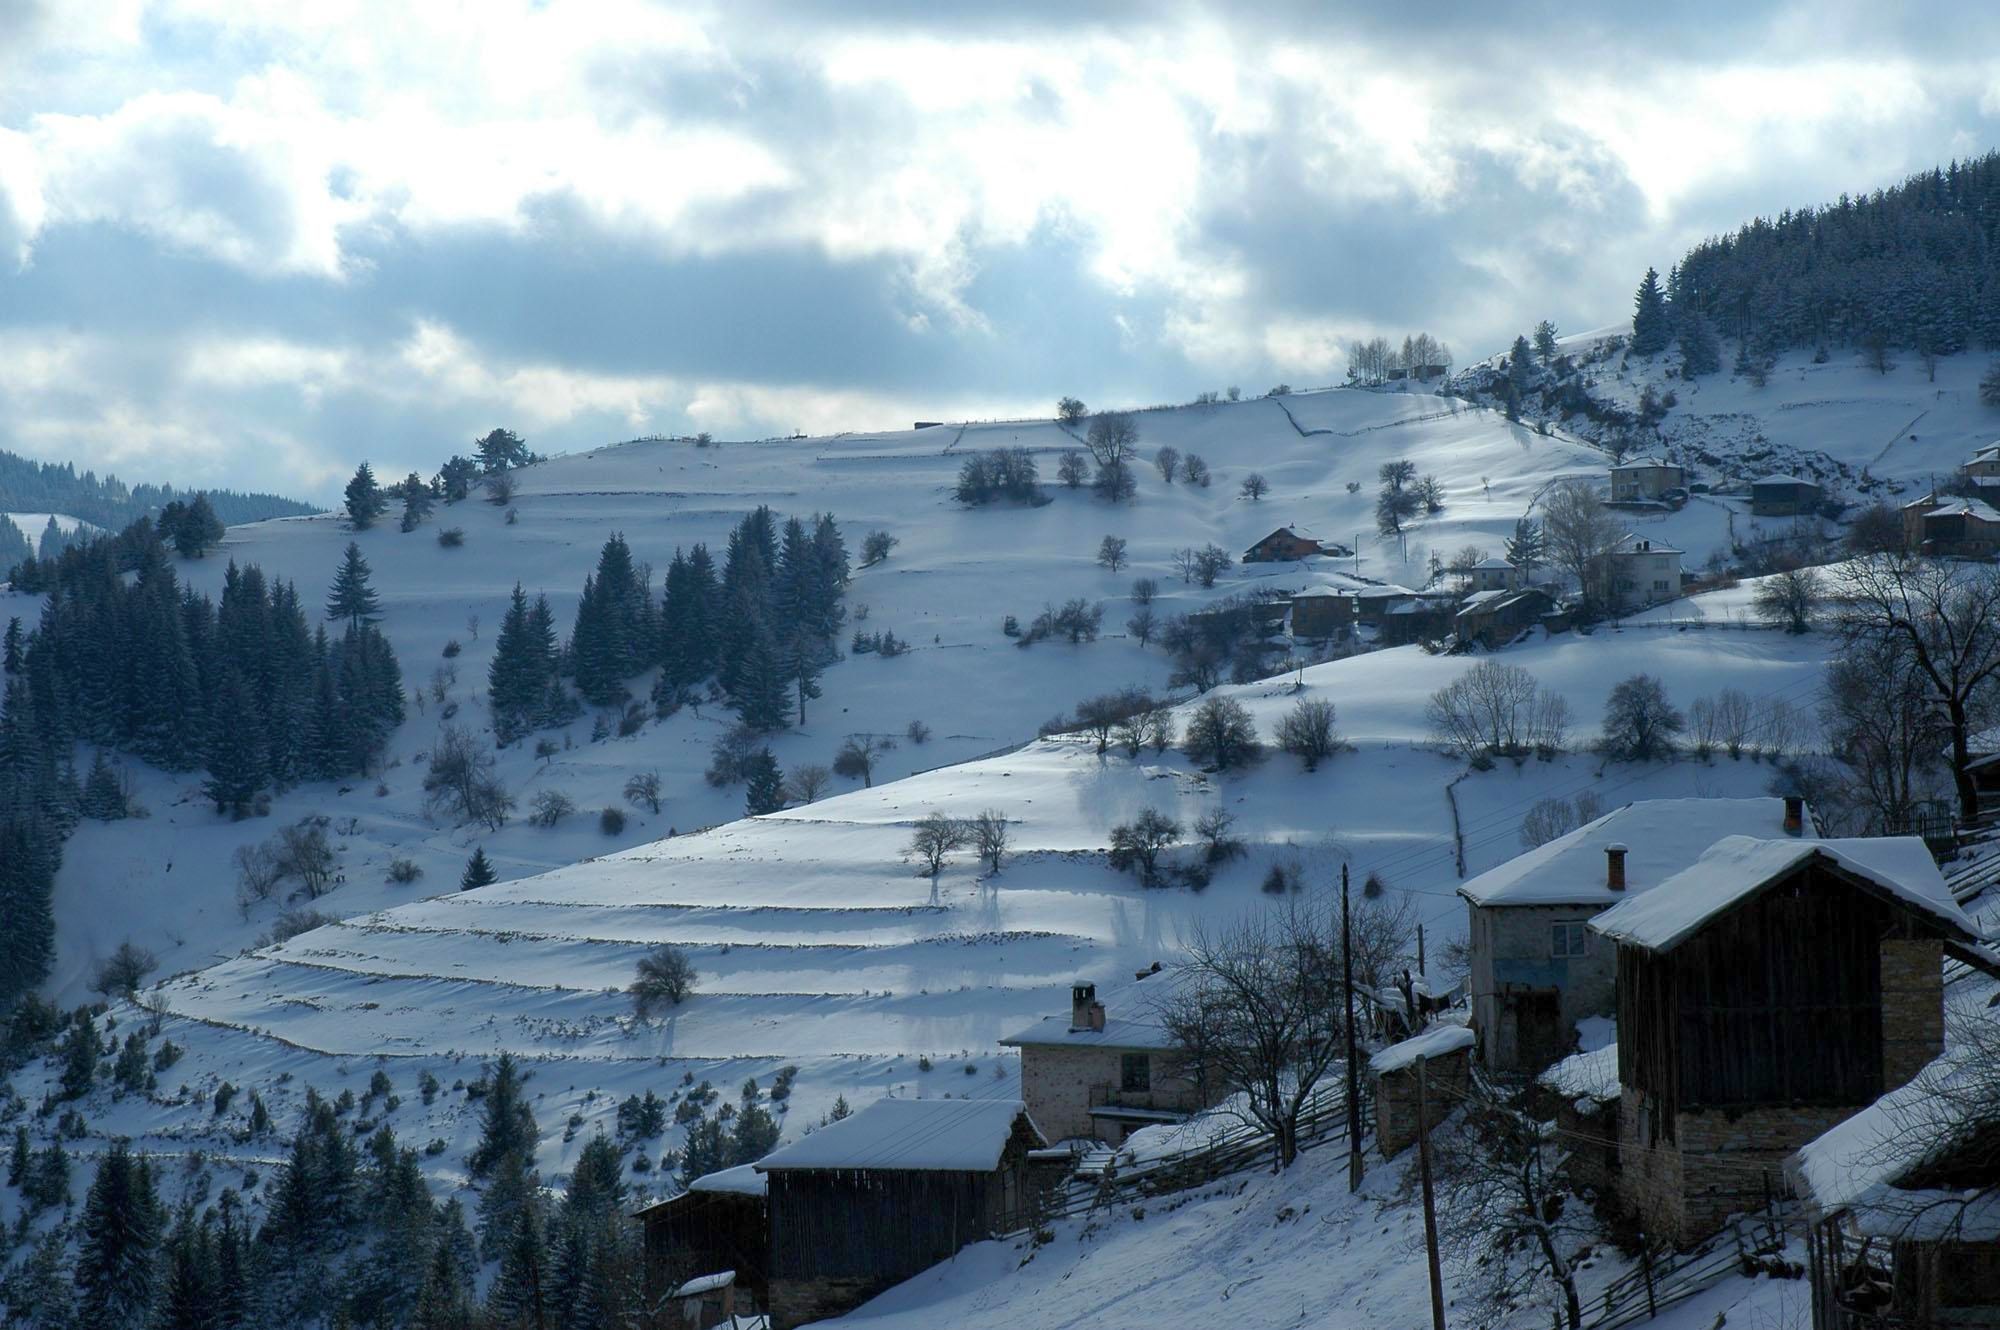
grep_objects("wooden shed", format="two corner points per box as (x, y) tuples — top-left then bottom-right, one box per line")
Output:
(1289, 590), (1354, 640)
(1750, 473), (1823, 516)
(1591, 835), (1982, 1246)
(1454, 586), (1554, 649)
(756, 1097), (1047, 1329)
(636, 1163), (770, 1315)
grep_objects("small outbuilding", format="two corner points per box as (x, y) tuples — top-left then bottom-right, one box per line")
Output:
(1369, 1023), (1474, 1159)
(1592, 834), (1983, 1246)
(637, 1163), (770, 1316)
(1750, 473), (1823, 517)
(756, 1097), (1046, 1329)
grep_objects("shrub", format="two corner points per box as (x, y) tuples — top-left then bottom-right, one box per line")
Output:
(599, 806), (627, 835)
(441, 639), (462, 658)
(437, 527), (465, 548)
(906, 719), (931, 744)
(386, 857), (424, 884)
(632, 944), (697, 1017)
(861, 530), (898, 565)
(91, 942), (157, 999)
(258, 909), (338, 948)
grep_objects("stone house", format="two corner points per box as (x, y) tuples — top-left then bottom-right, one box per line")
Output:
(1609, 458), (1687, 503)
(1536, 1044), (1621, 1193)
(1750, 473), (1823, 517)
(1469, 556), (1520, 593)
(1459, 797), (1808, 1073)
(1378, 592), (1460, 646)
(1001, 976), (1210, 1143)
(1593, 533), (1683, 613)
(1591, 834), (1983, 1247)
(1901, 492), (2000, 558)
(1351, 584), (1417, 626)
(1369, 1024), (1474, 1159)
(755, 1097), (1045, 1329)
(1966, 440), (2000, 485)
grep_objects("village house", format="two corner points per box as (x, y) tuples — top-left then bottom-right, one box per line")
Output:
(1000, 976), (1211, 1143)
(1593, 533), (1684, 613)
(1750, 473), (1824, 517)
(1459, 797), (1808, 1072)
(1469, 556), (1520, 593)
(1454, 585), (1556, 649)
(754, 1097), (1046, 1329)
(1350, 584), (1417, 626)
(1378, 591), (1460, 646)
(1591, 834), (1984, 1246)
(1288, 588), (1354, 640)
(1791, 1062), (2000, 1329)
(1961, 727), (2000, 820)
(637, 1163), (770, 1318)
(1900, 492), (2000, 558)
(1243, 525), (1346, 563)
(1966, 440), (2000, 485)
(1609, 458), (1687, 503)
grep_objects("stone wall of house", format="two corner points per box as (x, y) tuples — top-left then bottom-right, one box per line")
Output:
(1374, 1044), (1469, 1159)
(770, 1276), (893, 1330)
(1471, 902), (1617, 1071)
(1019, 1045), (1203, 1144)
(1881, 938), (1944, 1090)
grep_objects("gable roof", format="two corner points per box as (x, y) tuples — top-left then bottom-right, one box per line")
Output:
(1459, 798), (1795, 908)
(1610, 457), (1677, 471)
(754, 1097), (1042, 1173)
(1471, 556), (1516, 570)
(1753, 473), (1815, 487)
(1589, 835), (1979, 953)
(1001, 967), (1186, 1050)
(1922, 495), (2000, 523)
(1250, 526), (1323, 546)
(1606, 532), (1683, 557)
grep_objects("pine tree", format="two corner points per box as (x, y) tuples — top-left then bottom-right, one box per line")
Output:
(58, 1011), (99, 1099)
(744, 749), (784, 816)
(1631, 266), (1670, 356)
(1677, 309), (1721, 376)
(489, 585), (543, 744)
(202, 667), (268, 817)
(155, 1204), (219, 1330)
(8, 1123), (28, 1185)
(470, 1053), (538, 1177)
(325, 543), (383, 626)
(345, 462), (387, 530)
(461, 847), (498, 891)
(79, 750), (126, 820)
(73, 1141), (162, 1328)
(781, 632), (822, 726)
(0, 814), (58, 1016)
(731, 620), (790, 733)
(1505, 517), (1547, 578)
(399, 473), (435, 533)
(486, 1183), (548, 1327)
(1532, 320), (1559, 365)
(475, 428), (532, 473)
(1507, 335), (1535, 391)
(2, 616), (21, 674)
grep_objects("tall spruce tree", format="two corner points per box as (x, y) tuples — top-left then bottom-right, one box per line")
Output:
(72, 1141), (162, 1329)
(1631, 266), (1671, 356)
(325, 543), (383, 626)
(345, 462), (387, 530)
(398, 473), (436, 532)
(470, 1053), (538, 1178)
(202, 667), (268, 817)
(461, 847), (498, 891)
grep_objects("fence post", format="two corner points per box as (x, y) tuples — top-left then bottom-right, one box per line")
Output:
(1641, 1233), (1657, 1319)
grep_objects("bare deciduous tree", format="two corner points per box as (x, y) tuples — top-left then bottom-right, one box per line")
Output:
(1821, 637), (1949, 832)
(1154, 446), (1181, 482)
(1427, 661), (1566, 763)
(1239, 472), (1269, 501)
(833, 734), (895, 787)
(1183, 695), (1259, 770)
(971, 810), (1009, 874)
(424, 723), (513, 829)
(1837, 556), (2000, 821)
(786, 763), (831, 805)
(1154, 898), (1349, 1167)
(1540, 479), (1622, 612)
(1599, 674), (1684, 761)
(1274, 698), (1341, 771)
(905, 812), (969, 877)
(1108, 809), (1181, 885)
(1754, 565), (1825, 633)
(274, 822), (337, 899)
(623, 770), (663, 814)
(631, 944), (697, 1018)
(1097, 535), (1129, 572)
(1084, 412), (1139, 469)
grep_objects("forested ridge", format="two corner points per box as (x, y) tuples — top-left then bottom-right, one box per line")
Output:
(0, 449), (318, 531)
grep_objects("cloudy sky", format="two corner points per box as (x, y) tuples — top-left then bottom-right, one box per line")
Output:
(2, 2), (1998, 503)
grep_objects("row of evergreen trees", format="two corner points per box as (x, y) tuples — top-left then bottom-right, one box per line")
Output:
(0, 1056), (657, 1329)
(485, 508), (852, 744)
(0, 524), (406, 1009)
(1642, 150), (2000, 360)
(0, 447), (316, 532)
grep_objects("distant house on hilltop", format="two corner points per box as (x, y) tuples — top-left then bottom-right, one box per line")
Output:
(1609, 458), (1686, 503)
(1459, 796), (1809, 1072)
(1001, 974), (1212, 1143)
(1751, 473), (1823, 517)
(754, 1097), (1046, 1329)
(1243, 526), (1347, 563)
(1592, 834), (1984, 1246)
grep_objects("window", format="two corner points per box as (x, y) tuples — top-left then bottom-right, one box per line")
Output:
(1653, 579), (1671, 592)
(1551, 922), (1588, 958)
(1120, 1052), (1151, 1093)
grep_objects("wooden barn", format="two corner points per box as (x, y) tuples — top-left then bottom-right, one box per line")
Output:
(1289, 589), (1354, 640)
(1454, 586), (1554, 649)
(1243, 525), (1341, 563)
(1793, 1071), (2000, 1330)
(1591, 835), (1983, 1246)
(1750, 473), (1823, 516)
(755, 1097), (1046, 1329)
(636, 1163), (769, 1316)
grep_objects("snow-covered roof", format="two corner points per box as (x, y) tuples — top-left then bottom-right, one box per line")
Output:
(1538, 1044), (1619, 1106)
(1606, 532), (1683, 557)
(1456, 589), (1508, 611)
(1459, 797), (1796, 908)
(1590, 835), (1979, 953)
(1352, 584), (1416, 600)
(1368, 1023), (1474, 1075)
(1610, 457), (1677, 471)
(688, 1162), (767, 1196)
(1001, 1014), (1178, 1050)
(1752, 473), (1815, 487)
(754, 1097), (1042, 1173)
(1471, 557), (1516, 570)
(1972, 441), (2000, 462)
(1922, 496), (2000, 523)
(674, 1271), (736, 1298)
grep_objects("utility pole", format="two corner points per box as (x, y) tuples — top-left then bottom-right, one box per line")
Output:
(1342, 867), (1363, 1192)
(1417, 923), (1427, 978)
(1416, 1057), (1447, 1330)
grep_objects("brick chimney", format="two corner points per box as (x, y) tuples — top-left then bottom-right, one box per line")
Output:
(1088, 1000), (1106, 1032)
(1606, 843), (1628, 892)
(1783, 795), (1804, 837)
(1071, 983), (1097, 1030)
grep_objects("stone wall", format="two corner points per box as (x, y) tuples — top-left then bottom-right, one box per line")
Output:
(1470, 902), (1617, 1071)
(769, 1275), (894, 1330)
(1880, 938), (1944, 1090)
(1018, 1044), (1202, 1143)
(1374, 1044), (1469, 1159)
